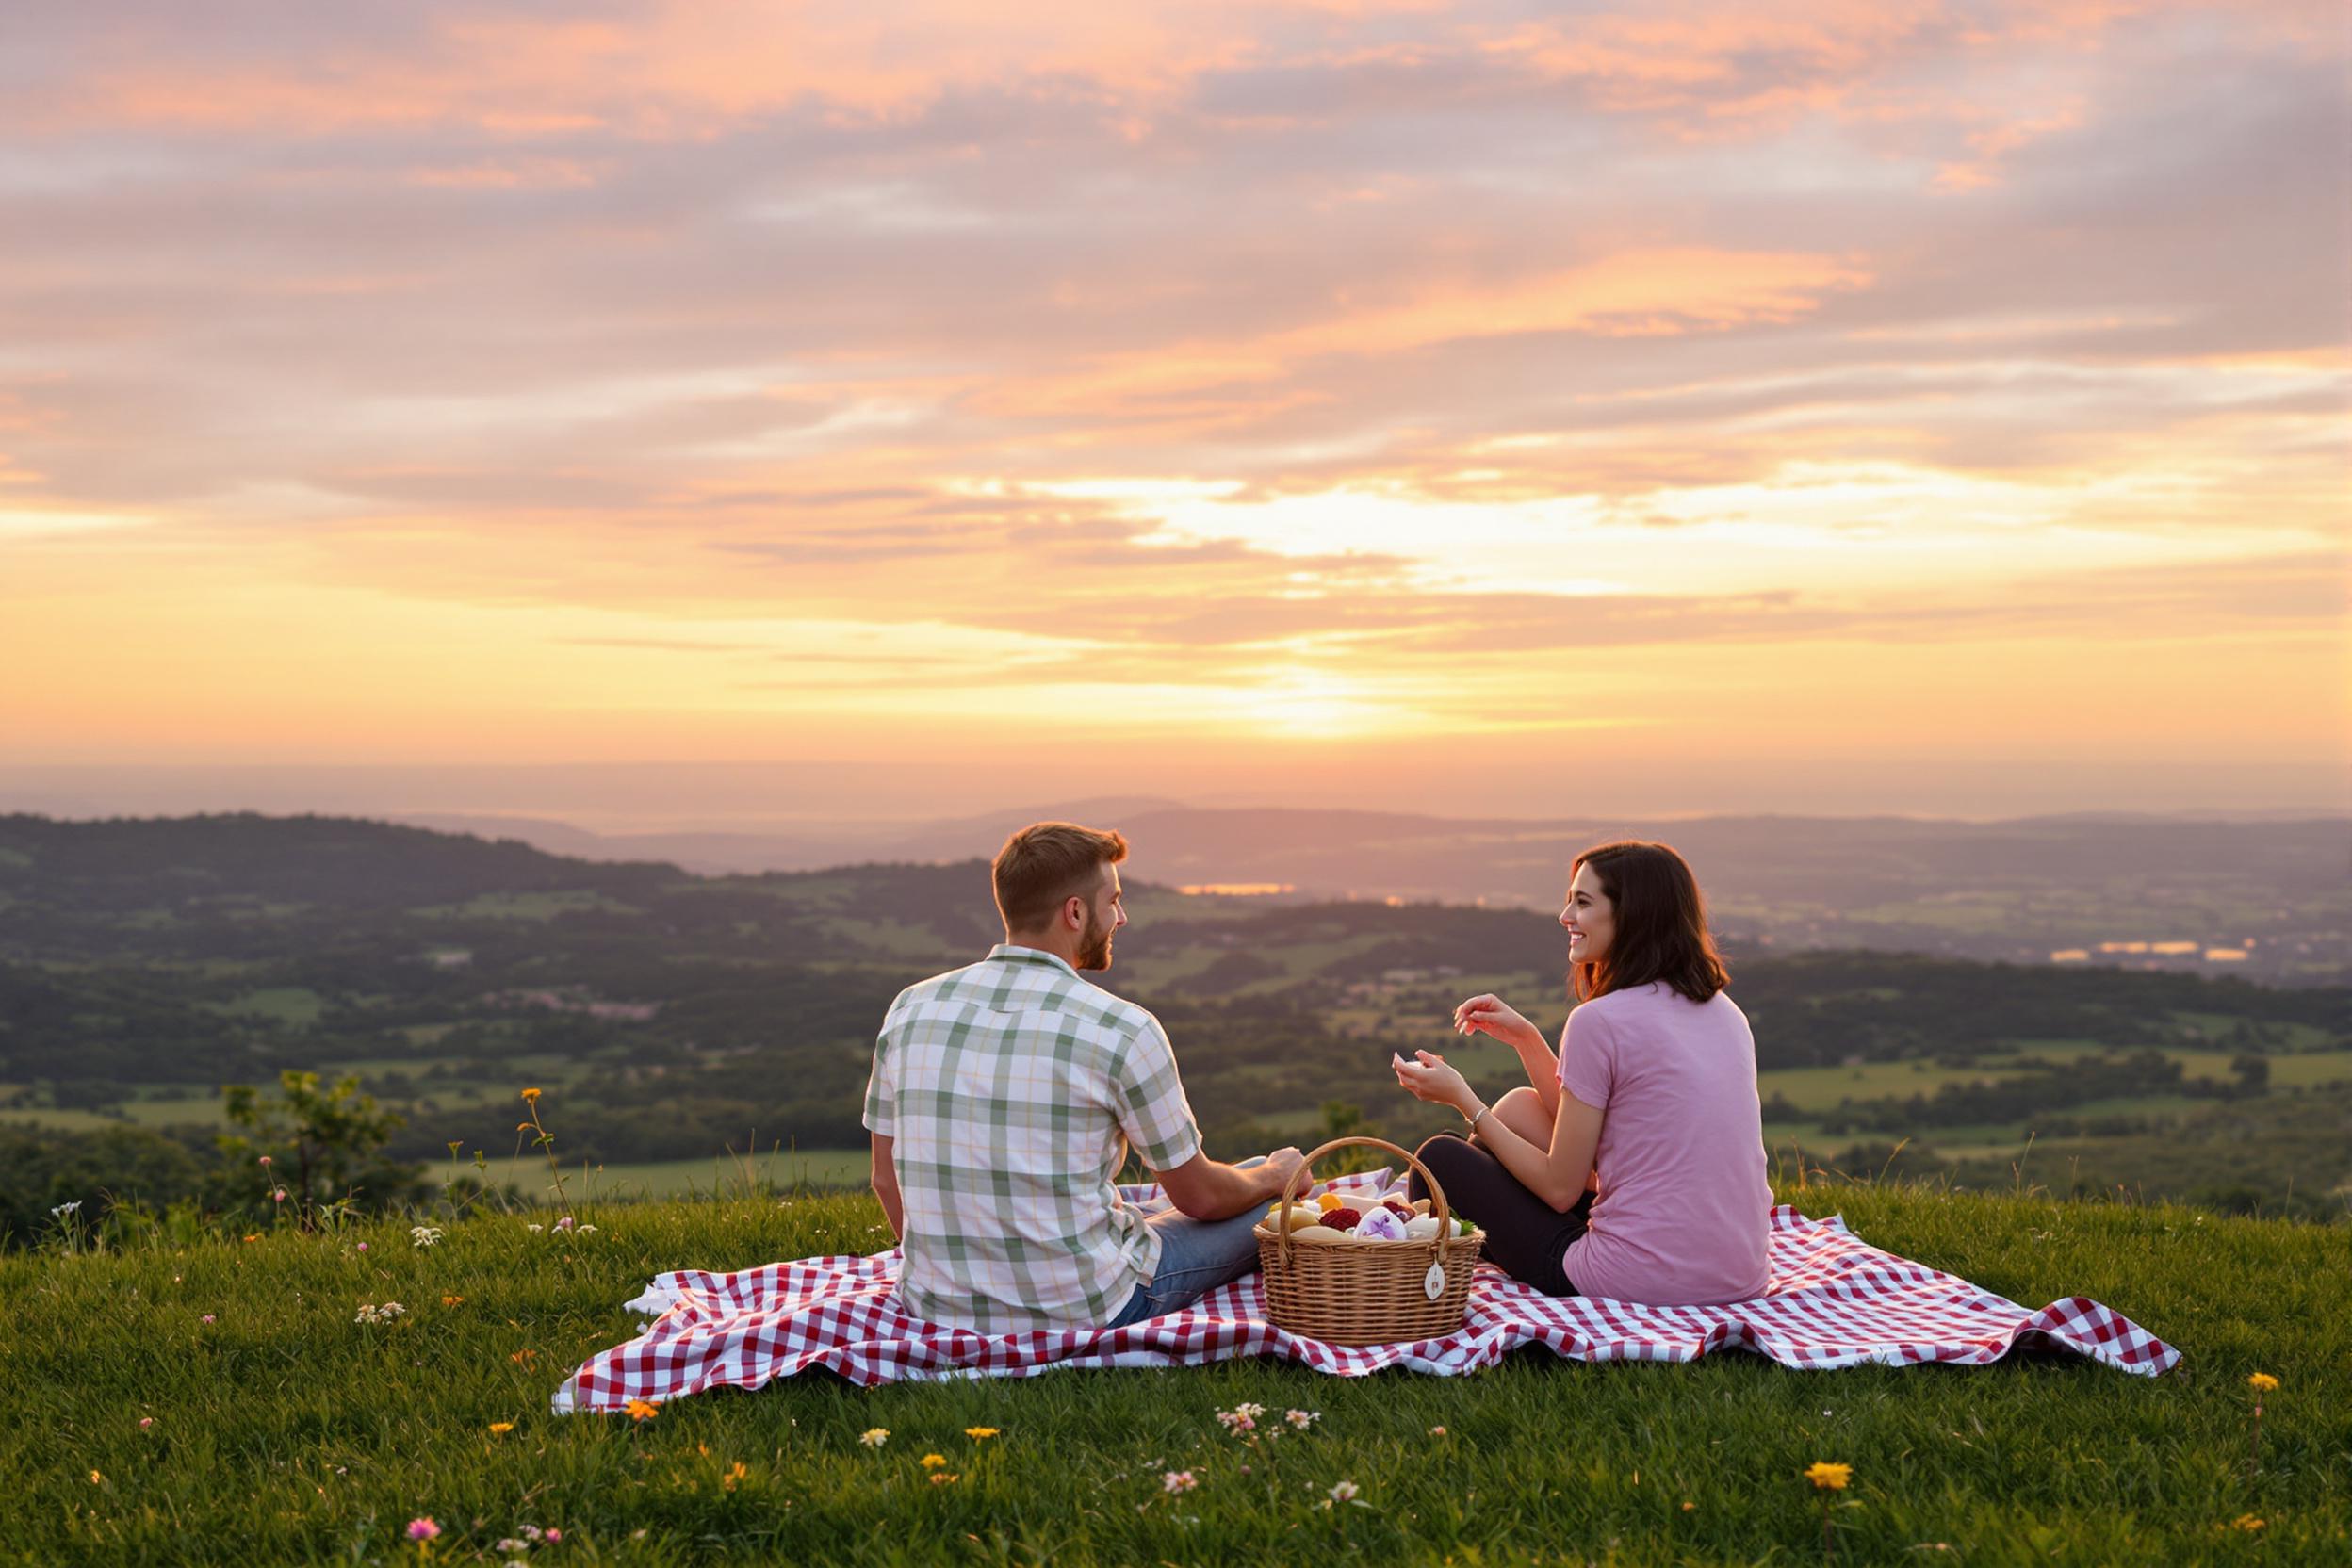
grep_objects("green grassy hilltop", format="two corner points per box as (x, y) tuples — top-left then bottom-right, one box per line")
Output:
(8, 1186), (2346, 1566)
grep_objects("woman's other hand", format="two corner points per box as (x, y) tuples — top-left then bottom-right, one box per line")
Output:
(1391, 1049), (1475, 1114)
(1452, 993), (1542, 1054)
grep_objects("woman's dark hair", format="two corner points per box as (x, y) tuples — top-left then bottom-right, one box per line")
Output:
(1568, 840), (1730, 1004)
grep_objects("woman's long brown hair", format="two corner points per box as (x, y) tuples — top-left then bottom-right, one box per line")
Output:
(1569, 840), (1731, 1004)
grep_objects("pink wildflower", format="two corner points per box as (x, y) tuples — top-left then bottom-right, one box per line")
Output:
(1162, 1470), (1198, 1494)
(406, 1517), (441, 1541)
(139, 1417), (155, 1430)
(355, 1242), (368, 1252)
(272, 1189), (286, 1203)
(544, 1528), (561, 1543)
(200, 1314), (215, 1324)
(258, 1155), (272, 1167)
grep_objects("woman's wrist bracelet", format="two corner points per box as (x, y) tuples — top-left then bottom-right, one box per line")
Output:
(1463, 1102), (1489, 1130)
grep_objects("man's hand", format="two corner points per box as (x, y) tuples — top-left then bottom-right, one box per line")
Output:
(1258, 1145), (1307, 1202)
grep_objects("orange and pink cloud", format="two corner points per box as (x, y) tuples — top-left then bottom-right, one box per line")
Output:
(0, 0), (2343, 811)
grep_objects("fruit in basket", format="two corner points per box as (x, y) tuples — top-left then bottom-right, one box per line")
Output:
(1286, 1224), (1348, 1244)
(1320, 1206), (1363, 1232)
(1315, 1192), (1346, 1213)
(1264, 1202), (1323, 1232)
(1380, 1199), (1413, 1219)
(1354, 1206), (1410, 1241)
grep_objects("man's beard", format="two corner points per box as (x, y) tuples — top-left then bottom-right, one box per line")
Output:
(1076, 906), (1115, 971)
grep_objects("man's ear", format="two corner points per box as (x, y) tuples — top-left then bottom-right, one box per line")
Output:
(1063, 895), (1086, 930)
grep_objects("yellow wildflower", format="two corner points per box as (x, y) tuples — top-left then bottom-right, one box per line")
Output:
(929, 1472), (959, 1486)
(488, 1422), (515, 1435)
(859, 1428), (890, 1448)
(520, 1087), (543, 1102)
(2232, 1515), (2265, 1532)
(441, 1295), (465, 1307)
(921, 1453), (948, 1470)
(722, 1462), (749, 1491)
(964, 1427), (1000, 1440)
(510, 1348), (537, 1365)
(89, 1470), (103, 1485)
(625, 1398), (661, 1422)
(2246, 1373), (2278, 1392)
(1805, 1462), (1852, 1491)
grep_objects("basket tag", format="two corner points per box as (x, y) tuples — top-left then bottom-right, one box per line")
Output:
(1423, 1262), (1446, 1300)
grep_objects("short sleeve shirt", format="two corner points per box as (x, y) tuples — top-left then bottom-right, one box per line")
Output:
(862, 944), (1203, 1331)
(1557, 983), (1772, 1305)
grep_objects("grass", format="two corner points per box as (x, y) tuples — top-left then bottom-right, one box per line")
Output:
(539, 1151), (872, 1200)
(5, 1186), (2345, 1565)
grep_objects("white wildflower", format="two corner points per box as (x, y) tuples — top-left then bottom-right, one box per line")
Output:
(1326, 1479), (1361, 1508)
(51, 1200), (82, 1217)
(1162, 1470), (1198, 1494)
(410, 1226), (443, 1249)
(1284, 1409), (1319, 1429)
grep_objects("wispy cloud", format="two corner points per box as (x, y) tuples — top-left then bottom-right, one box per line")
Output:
(0, 1), (2343, 805)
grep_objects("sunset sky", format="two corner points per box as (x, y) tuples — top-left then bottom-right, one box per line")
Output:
(3, 1), (2345, 823)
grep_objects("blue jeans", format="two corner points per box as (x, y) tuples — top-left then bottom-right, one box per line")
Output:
(1104, 1157), (1269, 1328)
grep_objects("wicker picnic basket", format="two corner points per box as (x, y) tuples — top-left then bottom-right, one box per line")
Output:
(1254, 1135), (1483, 1345)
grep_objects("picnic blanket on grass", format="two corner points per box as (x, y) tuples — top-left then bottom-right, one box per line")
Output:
(552, 1178), (2178, 1413)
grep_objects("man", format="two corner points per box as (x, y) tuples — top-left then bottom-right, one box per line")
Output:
(863, 822), (1306, 1332)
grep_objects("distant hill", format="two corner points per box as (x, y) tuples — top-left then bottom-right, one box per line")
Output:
(381, 805), (2352, 982)
(1, 811), (2346, 1225)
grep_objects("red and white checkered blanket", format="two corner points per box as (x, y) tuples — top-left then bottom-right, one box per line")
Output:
(552, 1183), (2178, 1413)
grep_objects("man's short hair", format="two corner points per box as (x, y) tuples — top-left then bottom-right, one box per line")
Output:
(992, 822), (1128, 931)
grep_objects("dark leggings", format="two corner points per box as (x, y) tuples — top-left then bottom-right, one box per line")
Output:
(1408, 1130), (1592, 1298)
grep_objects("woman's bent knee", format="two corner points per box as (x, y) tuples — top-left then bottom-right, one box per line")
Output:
(1493, 1085), (1548, 1141)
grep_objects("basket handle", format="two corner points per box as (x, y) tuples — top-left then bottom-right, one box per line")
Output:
(1271, 1135), (1453, 1268)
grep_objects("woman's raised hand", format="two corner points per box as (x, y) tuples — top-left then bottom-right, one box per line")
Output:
(1452, 993), (1541, 1053)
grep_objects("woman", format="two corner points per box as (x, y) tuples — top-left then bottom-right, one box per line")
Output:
(1390, 840), (1770, 1305)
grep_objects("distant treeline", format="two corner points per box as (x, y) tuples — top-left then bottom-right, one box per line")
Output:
(4, 813), (2348, 1242)
(1817, 1083), (2352, 1224)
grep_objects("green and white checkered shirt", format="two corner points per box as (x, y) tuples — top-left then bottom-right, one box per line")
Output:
(862, 944), (1204, 1332)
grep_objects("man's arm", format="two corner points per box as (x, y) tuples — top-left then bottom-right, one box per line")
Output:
(869, 1133), (904, 1239)
(1152, 1148), (1306, 1222)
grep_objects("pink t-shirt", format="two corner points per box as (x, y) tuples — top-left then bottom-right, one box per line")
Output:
(1558, 982), (1771, 1305)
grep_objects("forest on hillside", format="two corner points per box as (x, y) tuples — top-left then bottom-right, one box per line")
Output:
(1, 813), (2345, 1241)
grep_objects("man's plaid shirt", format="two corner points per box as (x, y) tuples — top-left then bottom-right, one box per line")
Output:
(862, 944), (1204, 1332)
